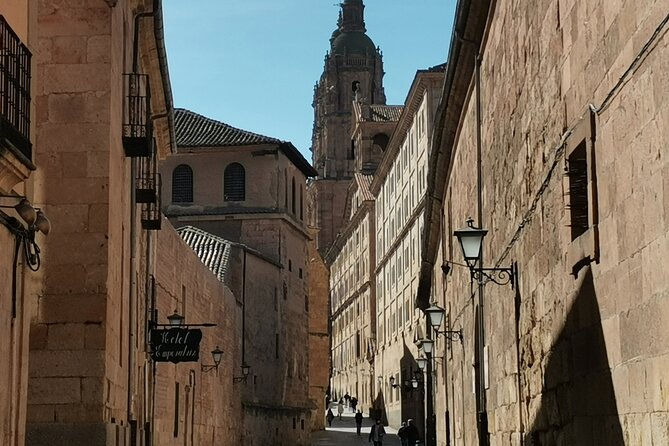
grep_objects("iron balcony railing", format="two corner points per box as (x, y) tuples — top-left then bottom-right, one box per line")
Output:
(0, 15), (32, 161)
(122, 73), (151, 157)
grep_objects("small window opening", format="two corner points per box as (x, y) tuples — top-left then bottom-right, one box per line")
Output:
(567, 141), (588, 240)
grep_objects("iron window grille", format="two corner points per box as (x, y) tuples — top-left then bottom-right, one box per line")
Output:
(136, 138), (157, 203)
(122, 73), (151, 157)
(0, 15), (32, 161)
(141, 173), (162, 230)
(172, 164), (193, 203)
(224, 163), (245, 201)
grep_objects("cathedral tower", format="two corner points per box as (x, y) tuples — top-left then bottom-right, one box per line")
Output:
(308, 0), (386, 252)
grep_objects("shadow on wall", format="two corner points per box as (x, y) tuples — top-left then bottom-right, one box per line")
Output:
(399, 337), (425, 439)
(524, 267), (624, 445)
(371, 389), (388, 425)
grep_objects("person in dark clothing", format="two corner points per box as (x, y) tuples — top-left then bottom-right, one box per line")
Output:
(405, 419), (420, 445)
(326, 408), (335, 427)
(397, 421), (408, 446)
(354, 410), (363, 435)
(350, 396), (358, 412)
(368, 419), (386, 445)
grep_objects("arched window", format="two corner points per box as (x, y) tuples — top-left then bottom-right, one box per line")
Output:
(300, 184), (304, 221)
(172, 164), (193, 203)
(372, 133), (389, 152)
(291, 177), (296, 214)
(224, 163), (245, 201)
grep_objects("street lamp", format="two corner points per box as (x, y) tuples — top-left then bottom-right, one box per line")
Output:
(416, 356), (428, 371)
(233, 363), (251, 383)
(201, 346), (224, 374)
(167, 311), (185, 327)
(0, 194), (51, 273)
(425, 304), (463, 342)
(453, 218), (516, 288)
(418, 338), (434, 355)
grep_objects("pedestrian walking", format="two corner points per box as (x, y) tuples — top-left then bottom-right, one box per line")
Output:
(326, 408), (335, 427)
(354, 410), (363, 436)
(337, 399), (344, 420)
(405, 419), (420, 445)
(368, 419), (386, 445)
(397, 421), (408, 446)
(350, 396), (358, 412)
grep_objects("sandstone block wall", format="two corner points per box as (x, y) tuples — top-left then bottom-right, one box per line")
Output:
(152, 221), (239, 446)
(432, 0), (669, 445)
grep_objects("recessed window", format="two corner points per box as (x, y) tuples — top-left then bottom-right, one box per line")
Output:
(567, 142), (588, 240)
(224, 163), (245, 201)
(172, 164), (193, 203)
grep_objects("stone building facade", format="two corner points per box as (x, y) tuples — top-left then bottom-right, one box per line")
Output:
(419, 0), (669, 445)
(25, 1), (177, 445)
(158, 108), (319, 445)
(370, 69), (444, 432)
(0, 2), (38, 445)
(326, 68), (445, 432)
(307, 0), (387, 252)
(17, 1), (241, 445)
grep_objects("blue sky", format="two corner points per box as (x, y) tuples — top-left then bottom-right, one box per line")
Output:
(162, 1), (455, 160)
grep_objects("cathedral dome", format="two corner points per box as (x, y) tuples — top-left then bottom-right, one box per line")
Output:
(331, 31), (376, 56)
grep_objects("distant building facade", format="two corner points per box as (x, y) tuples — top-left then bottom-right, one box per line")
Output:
(307, 0), (387, 252)
(159, 108), (319, 445)
(327, 68), (446, 432)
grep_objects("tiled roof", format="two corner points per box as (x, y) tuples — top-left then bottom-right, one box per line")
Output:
(354, 173), (375, 201)
(176, 226), (231, 283)
(174, 108), (318, 177)
(175, 108), (282, 148)
(370, 105), (404, 122)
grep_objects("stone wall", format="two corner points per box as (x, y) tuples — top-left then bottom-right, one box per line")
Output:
(152, 221), (239, 446)
(431, 0), (669, 444)
(307, 233), (330, 431)
(27, 1), (119, 443)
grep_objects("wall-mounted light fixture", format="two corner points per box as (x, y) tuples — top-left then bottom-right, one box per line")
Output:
(453, 217), (517, 288)
(389, 376), (400, 389)
(233, 363), (251, 383)
(201, 346), (223, 375)
(0, 194), (51, 272)
(0, 194), (51, 318)
(424, 303), (463, 342)
(167, 311), (185, 327)
(409, 369), (424, 390)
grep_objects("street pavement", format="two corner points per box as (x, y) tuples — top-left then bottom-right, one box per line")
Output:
(310, 405), (401, 446)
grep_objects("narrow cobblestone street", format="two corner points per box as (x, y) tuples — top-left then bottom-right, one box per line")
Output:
(310, 405), (401, 446)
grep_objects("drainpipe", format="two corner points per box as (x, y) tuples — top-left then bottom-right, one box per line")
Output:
(129, 8), (154, 442)
(474, 51), (489, 446)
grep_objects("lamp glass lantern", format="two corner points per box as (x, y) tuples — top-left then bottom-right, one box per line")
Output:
(241, 363), (251, 377)
(167, 311), (185, 327)
(416, 356), (428, 371)
(425, 304), (446, 331)
(411, 377), (419, 389)
(211, 346), (223, 366)
(453, 218), (488, 266)
(419, 339), (434, 355)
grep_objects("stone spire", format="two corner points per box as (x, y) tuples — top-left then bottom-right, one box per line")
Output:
(340, 0), (365, 33)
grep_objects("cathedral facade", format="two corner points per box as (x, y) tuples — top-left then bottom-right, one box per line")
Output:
(307, 0), (387, 253)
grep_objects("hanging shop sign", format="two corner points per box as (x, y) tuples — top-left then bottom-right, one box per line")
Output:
(150, 328), (202, 363)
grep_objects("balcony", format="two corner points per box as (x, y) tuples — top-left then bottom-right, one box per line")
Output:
(122, 73), (151, 157)
(136, 138), (157, 203)
(0, 15), (32, 162)
(141, 173), (161, 230)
